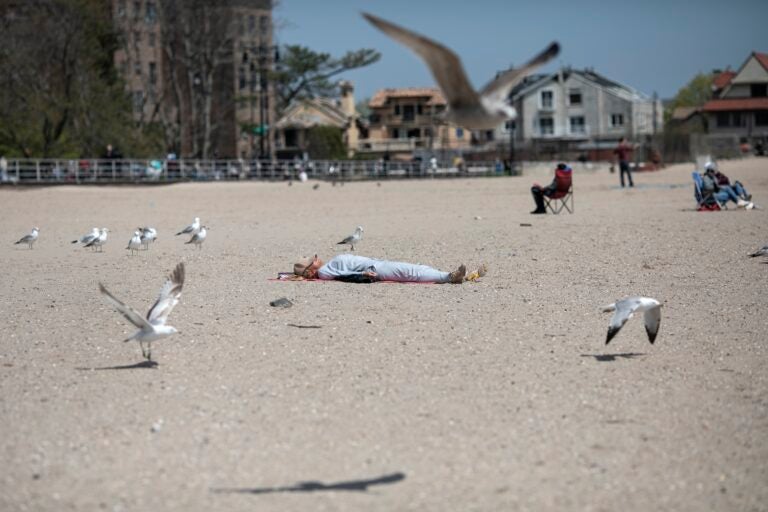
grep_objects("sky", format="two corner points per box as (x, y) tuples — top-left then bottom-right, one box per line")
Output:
(274, 0), (767, 102)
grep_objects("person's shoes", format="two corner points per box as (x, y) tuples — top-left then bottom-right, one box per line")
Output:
(530, 209), (546, 214)
(746, 202), (755, 210)
(449, 264), (466, 284)
(737, 199), (748, 208)
(465, 263), (488, 282)
(745, 194), (752, 201)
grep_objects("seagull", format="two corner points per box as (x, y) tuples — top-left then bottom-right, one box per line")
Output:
(99, 262), (185, 361)
(362, 12), (560, 130)
(127, 231), (142, 256)
(85, 228), (109, 252)
(749, 244), (768, 257)
(139, 227), (157, 250)
(185, 225), (207, 249)
(601, 297), (662, 345)
(15, 227), (39, 249)
(73, 227), (99, 249)
(176, 217), (200, 236)
(337, 226), (363, 251)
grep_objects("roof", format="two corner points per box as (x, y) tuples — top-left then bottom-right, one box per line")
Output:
(275, 98), (347, 129)
(712, 71), (736, 90)
(511, 68), (650, 102)
(755, 52), (768, 71)
(671, 106), (701, 121)
(702, 98), (768, 112)
(369, 88), (446, 108)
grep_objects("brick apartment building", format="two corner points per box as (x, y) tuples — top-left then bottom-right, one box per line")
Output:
(112, 0), (276, 158)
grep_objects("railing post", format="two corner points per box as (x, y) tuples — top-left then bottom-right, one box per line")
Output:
(112, 160), (116, 182)
(36, 160), (41, 182)
(15, 160), (20, 182)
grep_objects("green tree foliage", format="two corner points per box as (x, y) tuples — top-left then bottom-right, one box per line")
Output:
(272, 46), (380, 115)
(664, 73), (714, 124)
(0, 0), (159, 157)
(306, 126), (346, 160)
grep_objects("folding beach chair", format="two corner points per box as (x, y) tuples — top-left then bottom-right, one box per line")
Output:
(543, 166), (574, 214)
(692, 172), (725, 211)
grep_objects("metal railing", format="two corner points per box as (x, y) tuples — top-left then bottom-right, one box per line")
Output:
(0, 158), (507, 185)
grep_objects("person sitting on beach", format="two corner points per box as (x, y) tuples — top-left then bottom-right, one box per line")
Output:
(701, 163), (753, 209)
(530, 163), (572, 214)
(292, 254), (487, 284)
(704, 162), (751, 202)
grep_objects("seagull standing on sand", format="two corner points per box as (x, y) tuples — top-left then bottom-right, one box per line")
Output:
(139, 227), (157, 250)
(15, 227), (39, 249)
(99, 262), (185, 361)
(749, 244), (768, 258)
(601, 297), (662, 345)
(73, 228), (99, 249)
(176, 217), (200, 236)
(185, 225), (207, 249)
(85, 228), (109, 252)
(127, 231), (142, 256)
(362, 12), (559, 130)
(338, 226), (363, 251)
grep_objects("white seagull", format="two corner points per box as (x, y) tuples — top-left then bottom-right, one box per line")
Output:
(362, 12), (560, 130)
(139, 227), (157, 250)
(99, 262), (185, 361)
(176, 217), (200, 236)
(749, 244), (768, 257)
(127, 231), (142, 256)
(72, 227), (99, 249)
(15, 227), (39, 249)
(85, 228), (109, 252)
(601, 297), (662, 345)
(337, 225), (363, 251)
(185, 225), (207, 249)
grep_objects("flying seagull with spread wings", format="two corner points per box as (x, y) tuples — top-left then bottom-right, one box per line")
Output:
(362, 12), (560, 130)
(99, 263), (185, 361)
(602, 297), (662, 345)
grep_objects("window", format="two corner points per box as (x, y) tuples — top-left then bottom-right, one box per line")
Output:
(133, 1), (141, 21)
(485, 130), (494, 141)
(756, 111), (768, 126)
(403, 105), (415, 121)
(238, 67), (246, 90)
(116, 0), (126, 17)
(148, 62), (157, 85)
(456, 127), (464, 138)
(505, 119), (516, 133)
(716, 112), (730, 127)
(569, 89), (582, 106)
(751, 84), (767, 98)
(133, 90), (144, 112)
(541, 90), (553, 109)
(259, 15), (269, 34)
(133, 30), (141, 47)
(391, 128), (400, 139)
(369, 113), (380, 124)
(732, 112), (742, 127)
(145, 1), (156, 23)
(416, 104), (423, 115)
(394, 105), (401, 115)
(148, 32), (156, 47)
(407, 128), (420, 138)
(570, 116), (585, 134)
(133, 60), (141, 76)
(248, 15), (256, 34)
(540, 117), (554, 135)
(611, 113), (624, 127)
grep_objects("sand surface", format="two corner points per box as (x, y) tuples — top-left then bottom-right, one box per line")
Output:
(1, 159), (767, 511)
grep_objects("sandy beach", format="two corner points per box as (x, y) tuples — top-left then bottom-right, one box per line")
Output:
(1, 158), (766, 511)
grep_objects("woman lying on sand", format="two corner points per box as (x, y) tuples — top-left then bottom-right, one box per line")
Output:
(292, 254), (487, 283)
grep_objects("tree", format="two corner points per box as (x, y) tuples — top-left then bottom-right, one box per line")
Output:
(0, 0), (157, 157)
(272, 46), (380, 115)
(664, 73), (714, 124)
(306, 126), (346, 160)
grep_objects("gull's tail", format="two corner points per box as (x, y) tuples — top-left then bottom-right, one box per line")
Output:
(601, 304), (616, 313)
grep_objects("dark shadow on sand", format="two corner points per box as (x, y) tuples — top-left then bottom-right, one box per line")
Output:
(212, 472), (406, 495)
(286, 323), (323, 329)
(76, 360), (158, 370)
(580, 352), (646, 362)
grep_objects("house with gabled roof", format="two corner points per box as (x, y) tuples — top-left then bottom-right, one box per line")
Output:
(496, 67), (662, 144)
(702, 52), (768, 140)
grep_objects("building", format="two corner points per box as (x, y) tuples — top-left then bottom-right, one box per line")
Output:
(359, 88), (471, 158)
(274, 82), (367, 158)
(498, 67), (662, 145)
(702, 52), (768, 142)
(111, 0), (275, 159)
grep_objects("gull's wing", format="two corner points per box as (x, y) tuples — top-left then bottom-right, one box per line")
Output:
(147, 263), (185, 325)
(176, 225), (193, 235)
(363, 12), (480, 109)
(606, 298), (641, 344)
(749, 245), (768, 257)
(479, 42), (560, 104)
(16, 234), (34, 243)
(338, 234), (355, 245)
(643, 305), (661, 344)
(99, 283), (152, 330)
(185, 232), (203, 244)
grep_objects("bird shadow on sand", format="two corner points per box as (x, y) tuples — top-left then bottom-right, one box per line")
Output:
(211, 472), (406, 495)
(580, 352), (646, 362)
(75, 360), (159, 371)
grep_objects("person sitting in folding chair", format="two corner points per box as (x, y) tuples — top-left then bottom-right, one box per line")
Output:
(530, 163), (573, 214)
